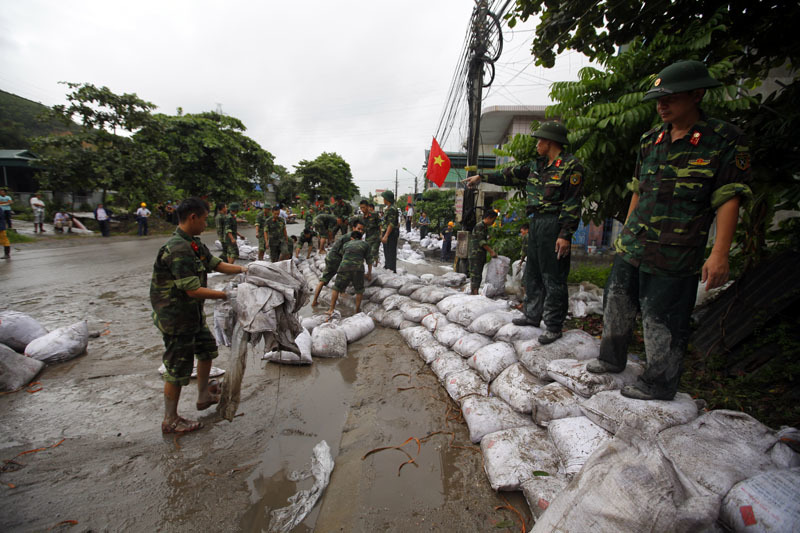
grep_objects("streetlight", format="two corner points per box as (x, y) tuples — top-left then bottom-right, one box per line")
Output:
(401, 167), (420, 196)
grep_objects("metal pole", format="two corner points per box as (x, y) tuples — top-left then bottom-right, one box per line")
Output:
(395, 169), (398, 200)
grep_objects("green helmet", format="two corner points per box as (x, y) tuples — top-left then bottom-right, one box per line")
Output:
(643, 60), (721, 101)
(532, 121), (569, 146)
(381, 190), (395, 202)
(229, 202), (240, 211)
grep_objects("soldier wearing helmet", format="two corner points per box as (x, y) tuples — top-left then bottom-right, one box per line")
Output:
(465, 120), (585, 344)
(585, 60), (753, 401)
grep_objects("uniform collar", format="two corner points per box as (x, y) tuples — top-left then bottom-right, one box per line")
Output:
(175, 227), (194, 241)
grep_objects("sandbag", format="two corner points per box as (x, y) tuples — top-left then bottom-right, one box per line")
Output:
(719, 468), (800, 532)
(380, 310), (405, 329)
(467, 310), (521, 337)
(771, 427), (800, 468)
(382, 294), (411, 311)
(362, 286), (382, 299)
(430, 352), (470, 382)
(264, 329), (313, 365)
(401, 302), (437, 323)
(370, 287), (397, 303)
(421, 312), (449, 332)
(0, 311), (48, 352)
(489, 363), (545, 414)
(493, 323), (543, 344)
(521, 473), (569, 520)
(548, 416), (612, 476)
(531, 382), (584, 427)
(479, 256), (511, 298)
(658, 410), (781, 498)
(481, 426), (560, 491)
(0, 343), (44, 391)
(447, 297), (509, 327)
(339, 313), (375, 343)
(467, 341), (517, 382)
(310, 323), (347, 358)
(580, 390), (698, 435)
(418, 342), (450, 364)
(437, 293), (475, 314)
(398, 320), (417, 330)
(516, 329), (600, 380)
(433, 322), (468, 347)
(368, 306), (386, 324)
(532, 415), (719, 533)
(381, 275), (406, 289)
(461, 396), (536, 443)
(546, 358), (644, 398)
(412, 286), (457, 304)
(25, 320), (89, 364)
(399, 326), (434, 350)
(398, 282), (426, 296)
(301, 312), (340, 334)
(452, 332), (493, 358)
(444, 369), (488, 403)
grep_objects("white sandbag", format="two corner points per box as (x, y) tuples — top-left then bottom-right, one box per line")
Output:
(548, 415), (612, 476)
(418, 342), (450, 364)
(481, 426), (560, 491)
(382, 294), (410, 311)
(533, 415), (719, 533)
(420, 273), (434, 283)
(412, 286), (457, 304)
(452, 332), (493, 358)
(339, 313), (375, 343)
(421, 312), (449, 332)
(381, 275), (405, 289)
(399, 326), (434, 350)
(580, 390), (698, 435)
(467, 341), (518, 382)
(0, 311), (48, 352)
(432, 271), (467, 287)
(362, 286), (381, 299)
(546, 358), (644, 398)
(301, 312), (340, 334)
(531, 382), (584, 426)
(521, 473), (569, 520)
(370, 287), (397, 303)
(430, 352), (470, 382)
(467, 310), (522, 337)
(489, 363), (546, 414)
(493, 323), (543, 343)
(380, 310), (405, 329)
(264, 328), (313, 365)
(398, 319), (417, 330)
(771, 427), (800, 468)
(25, 320), (89, 364)
(516, 329), (600, 380)
(505, 259), (525, 297)
(400, 302), (437, 323)
(0, 343), (44, 391)
(444, 369), (488, 403)
(658, 410), (781, 498)
(360, 301), (378, 315)
(437, 293), (475, 314)
(719, 468), (800, 532)
(398, 282), (426, 296)
(461, 396), (536, 443)
(433, 323), (468, 347)
(310, 323), (347, 358)
(447, 297), (509, 327)
(479, 256), (511, 298)
(368, 306), (386, 324)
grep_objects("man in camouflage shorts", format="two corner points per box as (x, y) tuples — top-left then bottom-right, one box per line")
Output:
(357, 199), (381, 267)
(328, 221), (372, 315)
(311, 222), (360, 307)
(224, 202), (244, 263)
(313, 212), (338, 253)
(150, 197), (247, 434)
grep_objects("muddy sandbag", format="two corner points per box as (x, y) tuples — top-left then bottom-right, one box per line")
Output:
(301, 312), (340, 334)
(398, 282), (426, 296)
(370, 287), (397, 303)
(467, 341), (517, 382)
(531, 382), (584, 426)
(418, 342), (450, 364)
(447, 297), (509, 327)
(382, 294), (410, 312)
(452, 332), (493, 358)
(398, 319), (417, 330)
(516, 329), (600, 380)
(771, 427), (800, 468)
(532, 415), (719, 533)
(380, 310), (405, 329)
(264, 328), (313, 365)
(421, 312), (449, 332)
(522, 473), (570, 520)
(218, 323), (249, 421)
(658, 410), (781, 498)
(580, 390), (698, 435)
(468, 310), (522, 337)
(546, 358), (644, 398)
(479, 256), (511, 298)
(399, 325), (434, 350)
(436, 293), (475, 314)
(339, 313), (375, 343)
(494, 323), (543, 343)
(24, 320), (88, 364)
(400, 302), (437, 323)
(548, 416), (613, 476)
(489, 363), (546, 414)
(367, 306), (386, 324)
(362, 286), (382, 299)
(431, 351), (470, 382)
(0, 343), (44, 391)
(412, 286), (457, 304)
(462, 396), (537, 443)
(444, 369), (488, 403)
(481, 426), (560, 491)
(433, 322), (468, 347)
(719, 468), (800, 532)
(0, 311), (48, 352)
(432, 271), (467, 287)
(310, 323), (347, 358)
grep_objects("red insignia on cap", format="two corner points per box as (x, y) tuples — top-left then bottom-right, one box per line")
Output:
(690, 131), (701, 146)
(555, 159), (562, 167)
(655, 131), (665, 145)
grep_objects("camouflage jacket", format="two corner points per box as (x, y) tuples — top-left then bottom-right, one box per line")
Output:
(225, 213), (238, 239)
(299, 230), (316, 245)
(383, 205), (399, 233)
(215, 212), (226, 240)
(150, 228), (222, 335)
(304, 211), (314, 229)
(332, 202), (352, 221)
(338, 238), (371, 272)
(615, 115), (752, 276)
(469, 221), (490, 259)
(358, 212), (381, 239)
(325, 232), (352, 269)
(265, 217), (287, 243)
(485, 153), (584, 240)
(314, 213), (338, 233)
(255, 212), (268, 241)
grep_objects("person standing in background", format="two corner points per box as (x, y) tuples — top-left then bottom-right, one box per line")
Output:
(30, 193), (46, 233)
(94, 202), (112, 237)
(405, 204), (414, 233)
(418, 211), (430, 239)
(440, 221), (454, 263)
(136, 202), (151, 236)
(469, 210), (499, 294)
(380, 191), (399, 272)
(0, 188), (12, 229)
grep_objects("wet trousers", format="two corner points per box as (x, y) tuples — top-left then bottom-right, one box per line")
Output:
(598, 256), (698, 400)
(383, 230), (398, 272)
(523, 214), (570, 332)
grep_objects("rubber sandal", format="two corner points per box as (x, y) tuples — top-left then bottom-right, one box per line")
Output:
(162, 417), (203, 434)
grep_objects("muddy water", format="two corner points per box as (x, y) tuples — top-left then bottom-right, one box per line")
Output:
(1, 229), (531, 532)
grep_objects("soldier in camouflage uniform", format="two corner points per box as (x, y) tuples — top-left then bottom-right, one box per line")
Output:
(328, 222), (372, 315)
(311, 222), (362, 306)
(466, 121), (584, 344)
(224, 202), (244, 263)
(150, 197), (246, 434)
(469, 210), (499, 294)
(585, 60), (752, 401)
(313, 212), (338, 253)
(265, 204), (289, 262)
(304, 206), (315, 231)
(215, 203), (227, 257)
(296, 228), (317, 259)
(380, 190), (399, 272)
(358, 199), (382, 267)
(255, 204), (269, 261)
(519, 225), (529, 262)
(332, 195), (352, 239)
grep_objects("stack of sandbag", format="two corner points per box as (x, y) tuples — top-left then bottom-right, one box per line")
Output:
(0, 343), (44, 391)
(0, 310), (48, 352)
(25, 320), (89, 364)
(480, 256), (511, 298)
(568, 282), (604, 317)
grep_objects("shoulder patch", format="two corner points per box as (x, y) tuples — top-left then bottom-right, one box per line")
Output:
(735, 151), (751, 171)
(569, 173), (582, 186)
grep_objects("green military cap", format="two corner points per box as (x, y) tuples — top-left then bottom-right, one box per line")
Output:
(263, 203), (272, 210)
(229, 202), (240, 211)
(272, 203), (281, 210)
(532, 121), (569, 145)
(381, 190), (395, 202)
(643, 60), (721, 101)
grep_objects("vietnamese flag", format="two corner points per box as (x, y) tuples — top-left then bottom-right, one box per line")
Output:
(426, 137), (451, 188)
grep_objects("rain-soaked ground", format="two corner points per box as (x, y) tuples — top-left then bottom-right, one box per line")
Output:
(0, 223), (532, 532)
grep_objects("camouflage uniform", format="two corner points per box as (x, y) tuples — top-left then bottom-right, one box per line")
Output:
(485, 152), (583, 331)
(598, 113), (752, 399)
(265, 216), (288, 262)
(382, 203), (399, 272)
(314, 213), (338, 240)
(333, 238), (372, 294)
(358, 211), (382, 264)
(150, 228), (222, 386)
(255, 211), (268, 253)
(469, 220), (490, 291)
(304, 209), (315, 231)
(224, 212), (239, 259)
(332, 201), (352, 238)
(520, 231), (528, 262)
(297, 230), (316, 254)
(320, 232), (352, 284)
(215, 211), (226, 245)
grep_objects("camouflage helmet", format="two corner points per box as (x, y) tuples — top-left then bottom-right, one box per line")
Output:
(532, 121), (569, 146)
(381, 190), (395, 202)
(643, 60), (721, 101)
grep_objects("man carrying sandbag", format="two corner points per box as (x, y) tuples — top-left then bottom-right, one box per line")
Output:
(469, 209), (499, 295)
(311, 221), (365, 307)
(150, 197), (246, 434)
(327, 221), (372, 315)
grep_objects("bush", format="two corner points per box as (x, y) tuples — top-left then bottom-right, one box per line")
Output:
(567, 264), (612, 287)
(7, 230), (35, 243)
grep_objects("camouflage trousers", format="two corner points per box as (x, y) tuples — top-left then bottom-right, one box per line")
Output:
(333, 269), (365, 294)
(367, 235), (380, 264)
(598, 256), (698, 400)
(161, 323), (218, 386)
(258, 235), (266, 253)
(469, 252), (486, 291)
(320, 259), (342, 284)
(224, 239), (239, 259)
(383, 230), (398, 272)
(269, 240), (289, 262)
(523, 214), (570, 332)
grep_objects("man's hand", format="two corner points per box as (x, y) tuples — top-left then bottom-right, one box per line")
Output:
(381, 236), (387, 244)
(555, 238), (571, 259)
(464, 175), (481, 188)
(702, 252), (729, 291)
(365, 272), (372, 281)
(490, 250), (498, 259)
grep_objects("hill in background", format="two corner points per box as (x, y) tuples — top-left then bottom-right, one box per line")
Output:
(0, 89), (78, 149)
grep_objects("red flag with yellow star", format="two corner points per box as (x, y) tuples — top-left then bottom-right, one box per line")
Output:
(426, 137), (451, 188)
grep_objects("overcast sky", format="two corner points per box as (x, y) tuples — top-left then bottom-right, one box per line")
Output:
(1, 0), (591, 197)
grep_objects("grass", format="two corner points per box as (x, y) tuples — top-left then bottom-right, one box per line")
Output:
(7, 230), (35, 243)
(567, 264), (612, 288)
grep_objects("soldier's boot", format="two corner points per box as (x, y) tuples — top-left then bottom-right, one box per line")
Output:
(620, 384), (676, 401)
(538, 330), (562, 345)
(586, 358), (626, 374)
(512, 316), (539, 327)
(2, 246), (9, 259)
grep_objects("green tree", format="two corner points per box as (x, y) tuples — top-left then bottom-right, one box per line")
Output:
(294, 152), (359, 201)
(416, 188), (456, 232)
(275, 167), (300, 206)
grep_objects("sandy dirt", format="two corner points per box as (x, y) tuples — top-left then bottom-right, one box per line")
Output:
(0, 224), (532, 532)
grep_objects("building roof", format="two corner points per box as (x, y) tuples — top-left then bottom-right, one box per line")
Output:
(480, 105), (548, 145)
(0, 149), (38, 168)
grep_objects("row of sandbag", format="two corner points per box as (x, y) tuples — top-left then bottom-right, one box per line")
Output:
(0, 311), (90, 391)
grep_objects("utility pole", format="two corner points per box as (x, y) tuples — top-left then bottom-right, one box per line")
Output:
(466, 0), (489, 172)
(395, 169), (398, 200)
(414, 175), (418, 197)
